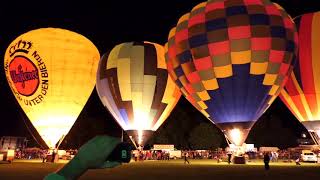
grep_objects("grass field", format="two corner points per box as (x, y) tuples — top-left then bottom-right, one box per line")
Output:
(0, 159), (319, 180)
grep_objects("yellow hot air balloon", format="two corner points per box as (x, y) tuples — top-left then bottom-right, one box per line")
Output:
(4, 28), (100, 149)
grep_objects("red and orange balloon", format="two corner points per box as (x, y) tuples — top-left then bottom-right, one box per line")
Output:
(280, 11), (320, 142)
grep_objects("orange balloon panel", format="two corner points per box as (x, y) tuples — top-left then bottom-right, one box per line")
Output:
(4, 28), (100, 148)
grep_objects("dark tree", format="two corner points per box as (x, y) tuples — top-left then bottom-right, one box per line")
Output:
(147, 128), (170, 145)
(247, 99), (306, 149)
(188, 123), (224, 150)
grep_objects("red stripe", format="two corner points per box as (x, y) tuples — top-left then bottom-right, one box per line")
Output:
(299, 14), (317, 116)
(305, 94), (318, 117)
(290, 95), (308, 121)
(299, 14), (315, 94)
(285, 76), (299, 96)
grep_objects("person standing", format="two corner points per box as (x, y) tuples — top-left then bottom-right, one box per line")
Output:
(42, 150), (47, 163)
(184, 152), (190, 164)
(227, 151), (232, 164)
(295, 157), (301, 165)
(51, 150), (55, 163)
(264, 152), (270, 170)
(274, 151), (279, 162)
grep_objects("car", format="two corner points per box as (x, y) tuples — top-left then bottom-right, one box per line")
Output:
(301, 150), (317, 162)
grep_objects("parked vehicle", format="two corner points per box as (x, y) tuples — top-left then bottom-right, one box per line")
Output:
(301, 150), (317, 162)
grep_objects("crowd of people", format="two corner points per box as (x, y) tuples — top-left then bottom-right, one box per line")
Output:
(14, 148), (44, 159)
(10, 147), (320, 165)
(14, 148), (78, 161)
(132, 150), (170, 161)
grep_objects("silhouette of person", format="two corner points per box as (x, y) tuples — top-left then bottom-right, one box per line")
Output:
(264, 152), (270, 170)
(227, 151), (232, 164)
(184, 152), (190, 164)
(42, 150), (47, 163)
(295, 158), (301, 165)
(51, 149), (56, 163)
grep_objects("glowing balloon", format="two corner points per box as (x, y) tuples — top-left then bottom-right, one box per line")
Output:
(165, 0), (298, 146)
(280, 11), (320, 144)
(96, 42), (181, 147)
(4, 28), (100, 149)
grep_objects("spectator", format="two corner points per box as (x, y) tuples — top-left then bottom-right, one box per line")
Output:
(264, 153), (270, 170)
(184, 152), (190, 164)
(295, 158), (301, 165)
(227, 151), (232, 164)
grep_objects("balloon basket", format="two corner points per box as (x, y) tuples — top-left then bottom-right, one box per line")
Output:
(46, 153), (59, 163)
(233, 156), (246, 164)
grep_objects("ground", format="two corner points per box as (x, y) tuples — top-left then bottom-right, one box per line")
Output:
(0, 159), (319, 180)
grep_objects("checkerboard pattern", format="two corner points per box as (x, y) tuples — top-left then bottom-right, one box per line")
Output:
(97, 42), (181, 131)
(165, 0), (298, 124)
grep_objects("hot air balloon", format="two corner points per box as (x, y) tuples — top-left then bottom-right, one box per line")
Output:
(280, 11), (320, 145)
(96, 42), (181, 148)
(4, 28), (100, 149)
(165, 0), (298, 148)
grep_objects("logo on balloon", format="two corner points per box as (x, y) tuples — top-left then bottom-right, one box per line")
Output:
(4, 39), (49, 106)
(9, 56), (39, 96)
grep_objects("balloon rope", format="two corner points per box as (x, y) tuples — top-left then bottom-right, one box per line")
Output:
(18, 109), (48, 149)
(129, 136), (138, 149)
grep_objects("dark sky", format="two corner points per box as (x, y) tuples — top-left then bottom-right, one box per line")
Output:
(0, 0), (320, 146)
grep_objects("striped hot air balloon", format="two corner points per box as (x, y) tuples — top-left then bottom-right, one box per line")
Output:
(280, 11), (320, 144)
(165, 0), (298, 146)
(96, 42), (181, 147)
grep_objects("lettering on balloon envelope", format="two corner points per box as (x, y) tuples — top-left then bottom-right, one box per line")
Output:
(4, 39), (49, 106)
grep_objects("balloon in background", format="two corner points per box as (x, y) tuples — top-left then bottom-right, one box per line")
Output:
(96, 42), (181, 147)
(4, 28), (100, 149)
(280, 11), (320, 144)
(165, 0), (298, 146)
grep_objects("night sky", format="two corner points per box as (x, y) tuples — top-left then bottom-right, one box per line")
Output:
(0, 0), (320, 148)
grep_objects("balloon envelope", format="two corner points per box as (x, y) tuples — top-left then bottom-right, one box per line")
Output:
(4, 28), (100, 148)
(165, 0), (298, 146)
(96, 42), (181, 146)
(280, 11), (320, 140)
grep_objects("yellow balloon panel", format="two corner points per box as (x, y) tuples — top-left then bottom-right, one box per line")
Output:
(4, 28), (100, 148)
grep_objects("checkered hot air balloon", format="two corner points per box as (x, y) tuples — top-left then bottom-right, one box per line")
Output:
(165, 0), (298, 146)
(96, 42), (181, 147)
(280, 11), (320, 145)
